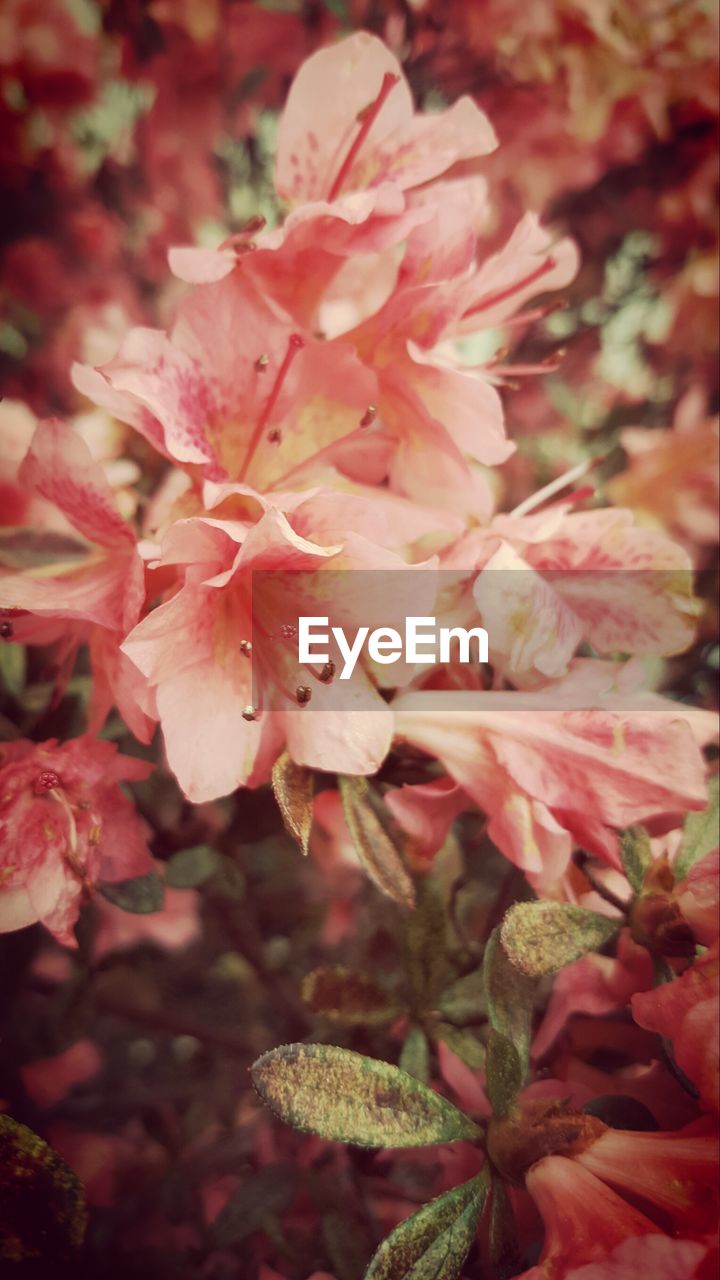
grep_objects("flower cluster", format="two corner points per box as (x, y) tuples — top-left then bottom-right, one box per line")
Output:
(0, 17), (717, 1280)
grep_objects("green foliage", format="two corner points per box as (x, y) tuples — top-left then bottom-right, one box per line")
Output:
(486, 1175), (521, 1280)
(485, 1031), (522, 1117)
(399, 1026), (430, 1083)
(210, 1164), (296, 1247)
(435, 1024), (486, 1071)
(483, 927), (536, 1078)
(364, 1173), (488, 1280)
(251, 1044), (481, 1147)
(436, 966), (485, 1025)
(675, 774), (719, 880)
(165, 845), (222, 888)
(301, 966), (399, 1025)
(339, 777), (416, 908)
(272, 751), (314, 855)
(0, 1114), (86, 1261)
(620, 825), (653, 894)
(99, 870), (164, 914)
(500, 901), (621, 977)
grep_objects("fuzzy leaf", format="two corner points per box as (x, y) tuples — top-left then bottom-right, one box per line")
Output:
(339, 777), (415, 909)
(620, 826), (652, 894)
(437, 968), (485, 1025)
(272, 751), (314, 855)
(251, 1044), (481, 1148)
(302, 966), (399, 1025)
(483, 928), (536, 1076)
(404, 879), (448, 1007)
(99, 871), (164, 914)
(485, 1031), (522, 1117)
(364, 1172), (488, 1280)
(0, 1114), (86, 1261)
(165, 844), (221, 888)
(399, 1027), (430, 1083)
(675, 775), (719, 880)
(500, 902), (620, 977)
(486, 1174), (521, 1280)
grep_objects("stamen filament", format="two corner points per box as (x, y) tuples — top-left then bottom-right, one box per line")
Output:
(462, 257), (557, 320)
(510, 456), (602, 517)
(327, 73), (400, 201)
(239, 334), (305, 482)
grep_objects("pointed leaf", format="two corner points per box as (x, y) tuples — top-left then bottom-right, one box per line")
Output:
(302, 966), (399, 1025)
(251, 1044), (481, 1148)
(99, 870), (164, 914)
(675, 775), (719, 880)
(485, 1030), (522, 1117)
(399, 1026), (430, 1083)
(165, 844), (221, 888)
(272, 751), (314, 855)
(405, 879), (448, 1007)
(364, 1173), (488, 1280)
(0, 643), (26, 699)
(437, 967), (485, 1025)
(339, 776), (415, 909)
(500, 902), (620, 978)
(620, 826), (652, 895)
(0, 527), (91, 572)
(0, 1114), (86, 1261)
(483, 927), (536, 1076)
(211, 1164), (296, 1246)
(486, 1174), (521, 1280)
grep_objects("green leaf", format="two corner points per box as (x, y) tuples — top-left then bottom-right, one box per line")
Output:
(435, 1024), (485, 1071)
(272, 751), (314, 855)
(404, 878), (448, 1008)
(437, 967), (485, 1025)
(99, 871), (164, 914)
(620, 826), (652, 894)
(483, 928), (536, 1076)
(165, 844), (221, 888)
(251, 1044), (481, 1148)
(675, 775), (719, 880)
(486, 1174), (521, 1280)
(485, 1031), (522, 1117)
(0, 642), (25, 699)
(339, 777), (415, 909)
(399, 1026), (430, 1083)
(500, 902), (620, 978)
(211, 1164), (295, 1246)
(302, 966), (399, 1025)
(0, 1114), (86, 1261)
(364, 1173), (488, 1280)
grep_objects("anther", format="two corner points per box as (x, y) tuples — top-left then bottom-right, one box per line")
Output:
(267, 429), (282, 444)
(242, 705), (258, 722)
(360, 405), (377, 428)
(255, 354), (269, 371)
(319, 661), (335, 683)
(239, 640), (253, 656)
(240, 333), (307, 481)
(34, 770), (61, 795)
(0, 621), (13, 639)
(296, 685), (312, 705)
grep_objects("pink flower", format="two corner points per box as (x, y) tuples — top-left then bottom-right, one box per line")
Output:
(73, 272), (381, 494)
(275, 32), (497, 206)
(91, 884), (201, 961)
(393, 688), (711, 888)
(632, 945), (719, 1113)
(0, 737), (152, 946)
(0, 418), (151, 740)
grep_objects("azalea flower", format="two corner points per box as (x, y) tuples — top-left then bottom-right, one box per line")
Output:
(0, 736), (152, 946)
